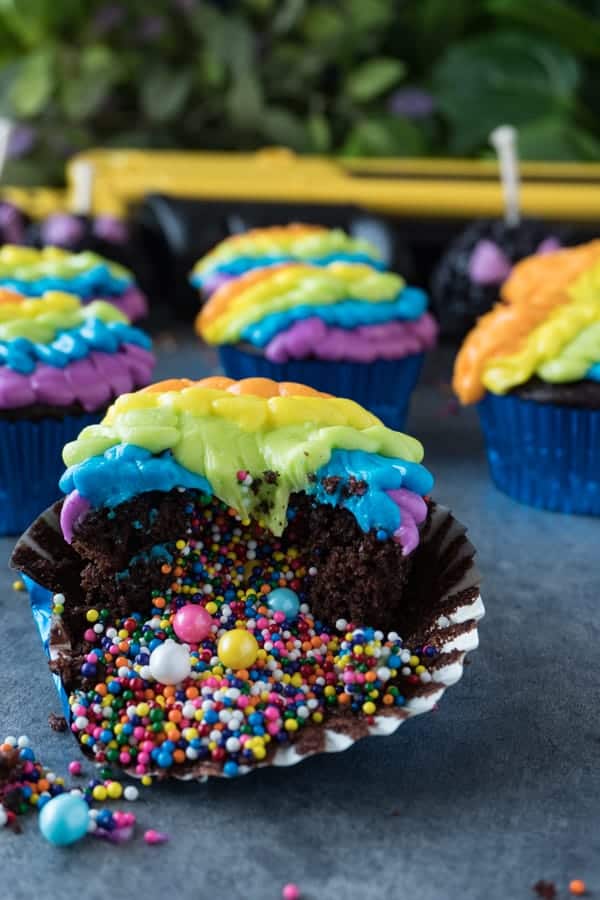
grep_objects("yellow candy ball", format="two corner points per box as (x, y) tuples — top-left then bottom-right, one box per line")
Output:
(86, 609), (99, 623)
(217, 629), (259, 670)
(92, 785), (107, 801)
(106, 781), (123, 799)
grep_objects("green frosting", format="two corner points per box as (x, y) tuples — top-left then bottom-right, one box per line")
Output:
(537, 320), (600, 382)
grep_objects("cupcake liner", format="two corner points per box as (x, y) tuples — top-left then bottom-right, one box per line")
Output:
(13, 502), (483, 781)
(219, 345), (425, 430)
(0, 412), (101, 536)
(478, 392), (600, 515)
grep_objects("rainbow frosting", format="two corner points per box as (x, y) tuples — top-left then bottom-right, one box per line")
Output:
(0, 289), (154, 411)
(196, 262), (437, 364)
(59, 376), (434, 554)
(0, 246), (147, 321)
(190, 224), (384, 294)
(454, 240), (600, 404)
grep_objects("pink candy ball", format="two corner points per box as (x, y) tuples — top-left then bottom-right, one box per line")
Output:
(68, 761), (82, 776)
(172, 604), (213, 643)
(282, 885), (301, 900)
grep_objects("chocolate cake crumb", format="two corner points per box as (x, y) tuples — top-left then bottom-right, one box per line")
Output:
(321, 476), (341, 495)
(342, 477), (368, 498)
(48, 713), (68, 732)
(263, 470), (279, 485)
(533, 880), (557, 899)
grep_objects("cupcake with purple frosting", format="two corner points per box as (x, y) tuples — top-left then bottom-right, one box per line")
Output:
(196, 261), (437, 428)
(0, 288), (154, 534)
(0, 245), (148, 322)
(190, 223), (384, 298)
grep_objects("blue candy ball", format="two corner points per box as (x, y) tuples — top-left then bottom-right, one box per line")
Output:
(39, 794), (89, 846)
(267, 587), (300, 619)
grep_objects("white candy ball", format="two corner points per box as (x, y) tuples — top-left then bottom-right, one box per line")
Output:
(148, 639), (191, 685)
(124, 786), (139, 802)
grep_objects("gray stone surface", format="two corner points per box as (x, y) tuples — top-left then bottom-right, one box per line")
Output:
(1, 343), (599, 900)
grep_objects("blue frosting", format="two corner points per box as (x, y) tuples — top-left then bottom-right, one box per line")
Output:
(0, 320), (152, 374)
(60, 445), (433, 540)
(0, 264), (131, 299)
(191, 252), (384, 286)
(60, 444), (212, 507)
(586, 362), (600, 381)
(241, 286), (428, 348)
(306, 449), (433, 537)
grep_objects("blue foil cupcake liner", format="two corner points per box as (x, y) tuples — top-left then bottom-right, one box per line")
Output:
(22, 575), (71, 719)
(478, 392), (600, 515)
(0, 411), (101, 535)
(219, 345), (425, 430)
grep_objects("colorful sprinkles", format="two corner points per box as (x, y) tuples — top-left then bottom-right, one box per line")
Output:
(0, 735), (163, 847)
(64, 492), (438, 777)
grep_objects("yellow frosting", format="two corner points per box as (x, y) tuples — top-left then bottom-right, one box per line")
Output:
(0, 291), (126, 342)
(63, 376), (423, 535)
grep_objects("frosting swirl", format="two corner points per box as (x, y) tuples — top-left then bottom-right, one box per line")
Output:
(0, 290), (154, 411)
(454, 241), (600, 403)
(60, 376), (433, 552)
(190, 224), (383, 290)
(196, 262), (436, 363)
(0, 245), (148, 320)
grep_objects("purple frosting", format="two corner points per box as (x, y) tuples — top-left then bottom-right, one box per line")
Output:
(60, 491), (90, 544)
(387, 488), (428, 556)
(109, 286), (148, 321)
(264, 313), (438, 364)
(41, 214), (86, 247)
(201, 272), (233, 296)
(0, 344), (154, 411)
(93, 215), (129, 245)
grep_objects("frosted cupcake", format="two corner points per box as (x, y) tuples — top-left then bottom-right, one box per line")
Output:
(0, 289), (154, 533)
(454, 240), (600, 514)
(196, 262), (437, 428)
(12, 376), (482, 779)
(190, 224), (383, 296)
(0, 245), (147, 322)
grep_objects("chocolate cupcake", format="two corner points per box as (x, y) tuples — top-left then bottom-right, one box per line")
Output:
(454, 240), (600, 514)
(0, 245), (148, 322)
(12, 376), (482, 780)
(190, 223), (384, 297)
(196, 262), (437, 429)
(0, 289), (154, 534)
(431, 218), (563, 339)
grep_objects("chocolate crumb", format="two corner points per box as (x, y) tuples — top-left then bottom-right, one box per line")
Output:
(321, 476), (341, 495)
(250, 478), (262, 495)
(342, 477), (368, 498)
(263, 470), (279, 485)
(48, 713), (68, 732)
(533, 880), (557, 899)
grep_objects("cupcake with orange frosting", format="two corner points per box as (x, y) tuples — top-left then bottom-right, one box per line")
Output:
(12, 376), (482, 779)
(196, 261), (437, 429)
(190, 224), (384, 297)
(454, 240), (600, 514)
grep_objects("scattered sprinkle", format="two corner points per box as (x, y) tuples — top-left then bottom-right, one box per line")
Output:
(12, 579), (25, 592)
(570, 881), (587, 896)
(282, 886), (301, 900)
(144, 829), (169, 845)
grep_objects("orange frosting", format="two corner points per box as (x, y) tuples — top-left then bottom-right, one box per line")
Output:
(196, 263), (295, 332)
(141, 375), (331, 399)
(453, 240), (600, 404)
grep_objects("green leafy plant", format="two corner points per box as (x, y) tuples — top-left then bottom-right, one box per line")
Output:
(0, 0), (599, 184)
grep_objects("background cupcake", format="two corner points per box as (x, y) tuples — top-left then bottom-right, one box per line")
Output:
(0, 289), (154, 534)
(0, 245), (148, 322)
(190, 223), (384, 297)
(196, 261), (437, 428)
(453, 240), (600, 514)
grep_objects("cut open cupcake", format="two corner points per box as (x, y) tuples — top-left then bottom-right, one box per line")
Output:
(12, 377), (482, 780)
